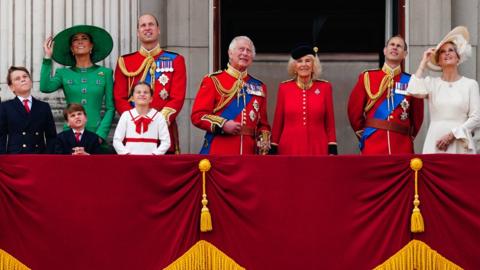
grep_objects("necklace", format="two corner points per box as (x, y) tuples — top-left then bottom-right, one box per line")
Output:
(441, 76), (461, 88)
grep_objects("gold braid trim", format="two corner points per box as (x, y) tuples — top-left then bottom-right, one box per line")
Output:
(364, 71), (395, 112)
(160, 107), (177, 126)
(118, 56), (150, 77)
(201, 115), (227, 132)
(118, 55), (157, 96)
(210, 76), (244, 113)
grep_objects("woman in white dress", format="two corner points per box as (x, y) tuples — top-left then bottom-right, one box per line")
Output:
(407, 26), (480, 154)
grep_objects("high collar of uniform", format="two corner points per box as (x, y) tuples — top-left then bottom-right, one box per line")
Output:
(382, 63), (402, 77)
(139, 44), (162, 57)
(226, 63), (248, 80)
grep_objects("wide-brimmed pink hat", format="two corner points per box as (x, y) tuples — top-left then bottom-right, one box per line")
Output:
(427, 26), (472, 71)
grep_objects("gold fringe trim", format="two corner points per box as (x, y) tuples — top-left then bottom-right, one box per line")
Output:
(410, 158), (425, 233)
(0, 249), (30, 270)
(373, 240), (463, 270)
(198, 159), (212, 232)
(163, 240), (245, 270)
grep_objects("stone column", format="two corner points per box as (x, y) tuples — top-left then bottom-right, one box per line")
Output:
(144, 0), (210, 153)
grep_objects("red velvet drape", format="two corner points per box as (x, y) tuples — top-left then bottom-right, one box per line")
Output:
(0, 154), (479, 269)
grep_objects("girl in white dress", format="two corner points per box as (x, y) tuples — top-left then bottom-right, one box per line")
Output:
(113, 82), (171, 155)
(407, 26), (480, 154)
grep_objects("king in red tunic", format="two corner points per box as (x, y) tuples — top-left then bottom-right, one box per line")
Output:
(191, 64), (271, 155)
(192, 36), (270, 155)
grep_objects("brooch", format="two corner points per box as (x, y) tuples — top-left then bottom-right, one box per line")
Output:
(159, 89), (169, 100)
(253, 99), (260, 112)
(400, 99), (409, 120)
(158, 74), (169, 86)
(249, 110), (256, 121)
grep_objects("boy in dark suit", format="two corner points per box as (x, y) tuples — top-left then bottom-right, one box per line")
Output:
(0, 66), (57, 154)
(54, 103), (101, 155)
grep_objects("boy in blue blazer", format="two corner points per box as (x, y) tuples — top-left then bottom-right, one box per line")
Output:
(54, 103), (101, 155)
(0, 66), (57, 154)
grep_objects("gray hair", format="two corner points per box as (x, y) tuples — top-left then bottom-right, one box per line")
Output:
(228, 36), (256, 57)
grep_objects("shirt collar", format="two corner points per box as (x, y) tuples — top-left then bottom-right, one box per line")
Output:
(72, 128), (85, 134)
(17, 96), (32, 103)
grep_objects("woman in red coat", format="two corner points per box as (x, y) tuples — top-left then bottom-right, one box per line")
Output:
(271, 44), (337, 155)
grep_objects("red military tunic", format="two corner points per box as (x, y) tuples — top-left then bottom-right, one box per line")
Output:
(271, 79), (337, 155)
(113, 45), (186, 153)
(347, 64), (424, 154)
(191, 65), (271, 155)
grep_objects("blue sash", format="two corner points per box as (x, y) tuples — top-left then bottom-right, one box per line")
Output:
(359, 73), (410, 150)
(130, 52), (178, 107)
(200, 77), (261, 154)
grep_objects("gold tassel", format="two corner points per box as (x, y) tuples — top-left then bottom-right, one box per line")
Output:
(410, 158), (424, 233)
(0, 249), (30, 270)
(373, 240), (463, 270)
(198, 159), (212, 232)
(163, 240), (245, 270)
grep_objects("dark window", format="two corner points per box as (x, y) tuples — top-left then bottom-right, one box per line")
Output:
(220, 0), (386, 67)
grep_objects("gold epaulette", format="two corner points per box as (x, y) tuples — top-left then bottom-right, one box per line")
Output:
(362, 68), (380, 74)
(281, 78), (294, 83)
(315, 79), (329, 83)
(207, 70), (223, 77)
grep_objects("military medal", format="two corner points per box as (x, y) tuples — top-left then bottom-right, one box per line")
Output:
(249, 110), (256, 121)
(314, 89), (321, 95)
(159, 88), (169, 100)
(395, 82), (408, 95)
(400, 99), (409, 120)
(156, 61), (161, 73)
(253, 99), (260, 112)
(158, 74), (169, 86)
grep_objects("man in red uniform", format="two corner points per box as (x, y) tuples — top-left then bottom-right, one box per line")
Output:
(191, 36), (271, 155)
(113, 13), (186, 154)
(348, 35), (424, 154)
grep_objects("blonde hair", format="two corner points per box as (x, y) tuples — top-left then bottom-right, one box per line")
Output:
(287, 54), (322, 79)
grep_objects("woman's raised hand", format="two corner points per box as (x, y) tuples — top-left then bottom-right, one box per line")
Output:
(43, 36), (54, 58)
(422, 47), (436, 63)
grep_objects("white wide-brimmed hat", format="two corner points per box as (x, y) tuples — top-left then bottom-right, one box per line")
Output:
(427, 26), (472, 71)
